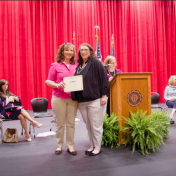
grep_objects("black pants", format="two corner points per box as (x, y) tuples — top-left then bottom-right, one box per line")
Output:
(107, 94), (110, 117)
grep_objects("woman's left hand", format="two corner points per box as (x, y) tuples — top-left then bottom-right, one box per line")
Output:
(14, 96), (19, 102)
(101, 95), (107, 106)
(109, 77), (113, 82)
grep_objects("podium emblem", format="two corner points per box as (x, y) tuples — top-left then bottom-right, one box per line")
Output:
(127, 90), (142, 107)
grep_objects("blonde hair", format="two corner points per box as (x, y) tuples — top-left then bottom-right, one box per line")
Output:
(104, 56), (117, 66)
(168, 75), (176, 86)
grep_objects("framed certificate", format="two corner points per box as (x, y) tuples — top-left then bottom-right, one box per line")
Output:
(64, 75), (83, 92)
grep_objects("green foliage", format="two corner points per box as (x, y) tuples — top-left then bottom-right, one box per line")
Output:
(101, 113), (121, 148)
(122, 109), (171, 155)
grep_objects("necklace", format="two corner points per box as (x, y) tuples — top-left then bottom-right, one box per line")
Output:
(76, 63), (87, 74)
(108, 69), (116, 77)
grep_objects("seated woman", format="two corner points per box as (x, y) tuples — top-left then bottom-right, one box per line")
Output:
(0, 79), (43, 141)
(164, 75), (176, 120)
(103, 56), (123, 117)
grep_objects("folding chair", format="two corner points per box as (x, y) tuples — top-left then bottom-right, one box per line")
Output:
(151, 92), (163, 109)
(30, 98), (55, 138)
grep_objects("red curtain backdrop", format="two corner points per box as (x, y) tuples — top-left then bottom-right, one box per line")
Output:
(0, 1), (176, 109)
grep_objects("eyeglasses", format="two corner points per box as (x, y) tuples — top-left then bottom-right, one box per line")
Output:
(80, 49), (89, 52)
(110, 62), (117, 65)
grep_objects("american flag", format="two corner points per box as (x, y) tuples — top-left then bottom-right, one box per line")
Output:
(95, 35), (102, 61)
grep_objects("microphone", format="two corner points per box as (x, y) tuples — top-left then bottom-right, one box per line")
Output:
(104, 64), (111, 67)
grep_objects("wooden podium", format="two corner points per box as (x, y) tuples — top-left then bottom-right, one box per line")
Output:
(109, 73), (152, 144)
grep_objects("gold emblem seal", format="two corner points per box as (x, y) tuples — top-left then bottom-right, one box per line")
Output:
(127, 90), (142, 107)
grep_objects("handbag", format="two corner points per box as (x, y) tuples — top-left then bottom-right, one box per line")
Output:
(3, 128), (19, 143)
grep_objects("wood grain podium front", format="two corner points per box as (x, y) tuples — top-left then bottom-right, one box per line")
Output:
(109, 73), (152, 144)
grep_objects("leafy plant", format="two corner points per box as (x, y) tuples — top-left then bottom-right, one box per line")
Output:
(122, 109), (171, 155)
(149, 109), (171, 138)
(101, 113), (121, 148)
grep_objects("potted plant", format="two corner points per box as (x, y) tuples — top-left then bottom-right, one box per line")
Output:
(122, 109), (171, 155)
(101, 113), (121, 148)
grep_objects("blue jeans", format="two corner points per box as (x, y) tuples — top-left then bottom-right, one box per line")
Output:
(166, 100), (176, 108)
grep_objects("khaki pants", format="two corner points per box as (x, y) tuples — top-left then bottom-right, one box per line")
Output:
(51, 95), (78, 150)
(79, 98), (107, 148)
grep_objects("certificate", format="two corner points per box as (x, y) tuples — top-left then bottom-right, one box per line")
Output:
(5, 106), (23, 110)
(64, 75), (83, 92)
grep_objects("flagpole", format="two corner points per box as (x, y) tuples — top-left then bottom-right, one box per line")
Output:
(111, 34), (114, 56)
(73, 31), (75, 46)
(95, 25), (100, 57)
(73, 31), (77, 64)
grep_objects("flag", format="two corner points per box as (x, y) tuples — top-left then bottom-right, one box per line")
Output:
(111, 34), (114, 56)
(95, 35), (102, 61)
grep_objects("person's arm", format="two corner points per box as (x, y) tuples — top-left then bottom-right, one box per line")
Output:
(97, 61), (109, 105)
(164, 86), (175, 101)
(46, 63), (65, 89)
(164, 86), (169, 101)
(0, 96), (14, 108)
(46, 80), (65, 89)
(105, 69), (112, 82)
(116, 69), (123, 73)
(101, 95), (108, 105)
(108, 77), (113, 82)
(0, 97), (6, 108)
(0, 98), (8, 118)
(6, 96), (14, 105)
(13, 94), (22, 105)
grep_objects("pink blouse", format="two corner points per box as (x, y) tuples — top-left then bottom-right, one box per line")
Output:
(47, 62), (76, 99)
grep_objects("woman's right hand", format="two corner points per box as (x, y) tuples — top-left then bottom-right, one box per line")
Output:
(46, 80), (66, 89)
(8, 96), (15, 102)
(170, 98), (176, 101)
(57, 82), (66, 89)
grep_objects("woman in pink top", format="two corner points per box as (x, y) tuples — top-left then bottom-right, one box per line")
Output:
(46, 43), (78, 155)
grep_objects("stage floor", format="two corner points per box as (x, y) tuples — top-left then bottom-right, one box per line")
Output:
(1, 104), (176, 176)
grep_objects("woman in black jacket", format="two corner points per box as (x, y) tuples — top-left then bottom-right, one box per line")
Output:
(72, 43), (109, 156)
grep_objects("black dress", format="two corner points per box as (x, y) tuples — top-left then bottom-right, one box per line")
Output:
(106, 70), (117, 117)
(0, 95), (22, 120)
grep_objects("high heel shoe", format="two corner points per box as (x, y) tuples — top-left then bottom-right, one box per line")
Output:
(32, 123), (43, 128)
(26, 138), (32, 142)
(24, 132), (31, 142)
